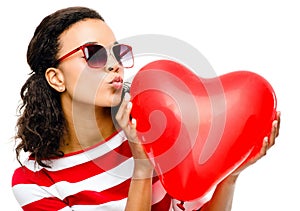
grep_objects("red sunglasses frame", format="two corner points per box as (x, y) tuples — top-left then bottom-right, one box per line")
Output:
(57, 42), (134, 68)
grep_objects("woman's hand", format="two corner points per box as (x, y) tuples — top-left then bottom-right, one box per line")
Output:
(115, 92), (148, 159)
(229, 111), (281, 178)
(115, 92), (154, 177)
(200, 111), (281, 211)
(116, 92), (154, 211)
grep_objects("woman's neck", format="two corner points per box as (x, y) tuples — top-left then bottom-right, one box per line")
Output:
(60, 100), (117, 154)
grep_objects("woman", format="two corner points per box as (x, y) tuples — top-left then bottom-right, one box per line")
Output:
(12, 6), (280, 211)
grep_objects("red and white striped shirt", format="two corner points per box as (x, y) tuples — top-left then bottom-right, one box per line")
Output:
(12, 131), (209, 211)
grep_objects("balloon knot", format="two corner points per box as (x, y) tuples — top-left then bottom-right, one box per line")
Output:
(177, 201), (185, 210)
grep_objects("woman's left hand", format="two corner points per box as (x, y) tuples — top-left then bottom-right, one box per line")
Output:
(229, 111), (281, 178)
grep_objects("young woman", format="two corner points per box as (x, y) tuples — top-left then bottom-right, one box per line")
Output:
(12, 6), (280, 211)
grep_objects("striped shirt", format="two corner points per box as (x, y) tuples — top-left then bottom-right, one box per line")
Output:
(12, 131), (208, 210)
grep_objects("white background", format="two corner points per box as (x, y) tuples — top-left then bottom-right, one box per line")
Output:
(1, 0), (299, 210)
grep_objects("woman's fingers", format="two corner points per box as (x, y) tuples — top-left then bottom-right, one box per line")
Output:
(115, 93), (139, 143)
(225, 111), (281, 177)
(268, 121), (277, 148)
(115, 92), (132, 128)
(239, 137), (269, 172)
(267, 111), (281, 149)
(275, 111), (281, 137)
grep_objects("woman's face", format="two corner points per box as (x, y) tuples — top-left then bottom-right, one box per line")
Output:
(57, 18), (124, 107)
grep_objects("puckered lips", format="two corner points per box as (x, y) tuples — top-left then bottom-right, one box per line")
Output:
(110, 75), (123, 90)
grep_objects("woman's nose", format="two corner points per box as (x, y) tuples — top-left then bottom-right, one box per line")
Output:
(105, 54), (119, 72)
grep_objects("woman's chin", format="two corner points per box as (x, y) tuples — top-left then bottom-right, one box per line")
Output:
(108, 94), (123, 108)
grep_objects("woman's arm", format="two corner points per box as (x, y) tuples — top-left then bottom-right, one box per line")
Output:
(125, 157), (154, 211)
(201, 111), (281, 211)
(116, 93), (154, 211)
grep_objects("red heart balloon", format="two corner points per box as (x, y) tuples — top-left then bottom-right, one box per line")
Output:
(130, 59), (277, 201)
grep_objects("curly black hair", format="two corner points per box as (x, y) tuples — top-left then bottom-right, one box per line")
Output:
(15, 6), (105, 168)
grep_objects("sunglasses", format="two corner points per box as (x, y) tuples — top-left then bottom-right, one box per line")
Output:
(57, 42), (134, 68)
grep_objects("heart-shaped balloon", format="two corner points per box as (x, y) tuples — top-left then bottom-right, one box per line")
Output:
(130, 59), (277, 201)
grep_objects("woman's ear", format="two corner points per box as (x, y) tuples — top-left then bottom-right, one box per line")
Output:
(45, 67), (65, 92)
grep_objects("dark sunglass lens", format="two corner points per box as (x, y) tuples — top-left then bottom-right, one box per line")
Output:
(112, 45), (133, 68)
(85, 45), (107, 68)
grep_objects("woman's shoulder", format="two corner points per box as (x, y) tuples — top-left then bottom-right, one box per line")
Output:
(11, 164), (56, 190)
(12, 130), (131, 180)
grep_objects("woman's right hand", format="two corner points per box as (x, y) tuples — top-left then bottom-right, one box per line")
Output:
(115, 92), (154, 178)
(116, 92), (154, 211)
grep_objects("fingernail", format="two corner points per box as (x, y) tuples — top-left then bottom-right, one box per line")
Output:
(124, 92), (131, 101)
(127, 102), (132, 109)
(131, 118), (136, 125)
(264, 137), (268, 143)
